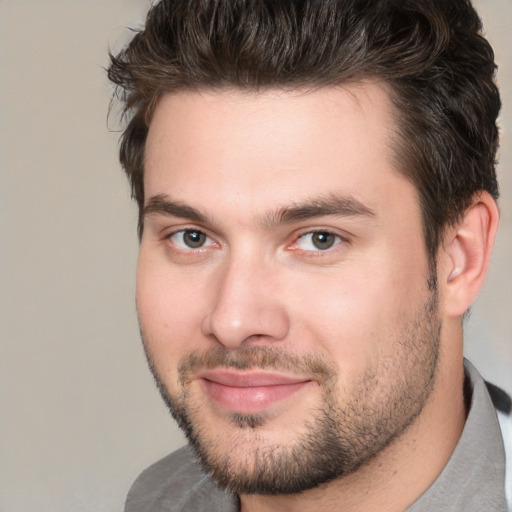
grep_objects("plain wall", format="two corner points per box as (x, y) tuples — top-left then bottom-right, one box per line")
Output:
(0, 1), (510, 511)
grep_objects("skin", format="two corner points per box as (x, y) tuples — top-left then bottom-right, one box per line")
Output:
(137, 83), (499, 511)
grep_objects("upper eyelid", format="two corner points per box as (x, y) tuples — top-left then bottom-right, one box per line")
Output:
(144, 212), (211, 232)
(293, 227), (351, 241)
(167, 226), (206, 234)
(168, 227), (210, 237)
(163, 224), (212, 239)
(294, 231), (343, 245)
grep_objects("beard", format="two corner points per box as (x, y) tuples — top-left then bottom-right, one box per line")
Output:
(141, 288), (440, 496)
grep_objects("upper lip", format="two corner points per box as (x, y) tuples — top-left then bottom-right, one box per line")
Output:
(197, 369), (312, 387)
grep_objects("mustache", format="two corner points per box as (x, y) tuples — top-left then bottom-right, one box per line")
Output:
(177, 346), (336, 386)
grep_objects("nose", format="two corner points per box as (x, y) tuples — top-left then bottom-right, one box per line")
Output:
(201, 256), (290, 349)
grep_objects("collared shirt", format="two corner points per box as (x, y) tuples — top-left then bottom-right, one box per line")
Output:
(406, 360), (508, 511)
(125, 360), (510, 511)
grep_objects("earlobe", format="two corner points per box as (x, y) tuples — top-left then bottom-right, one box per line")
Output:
(441, 192), (499, 317)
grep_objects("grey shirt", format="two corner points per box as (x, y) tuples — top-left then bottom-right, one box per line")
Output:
(125, 360), (509, 511)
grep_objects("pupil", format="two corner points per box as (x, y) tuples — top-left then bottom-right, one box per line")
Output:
(184, 230), (205, 248)
(312, 232), (335, 250)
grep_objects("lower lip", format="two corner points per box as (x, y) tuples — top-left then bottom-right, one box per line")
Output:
(201, 380), (310, 414)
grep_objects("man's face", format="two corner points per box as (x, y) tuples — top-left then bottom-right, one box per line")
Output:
(137, 84), (441, 494)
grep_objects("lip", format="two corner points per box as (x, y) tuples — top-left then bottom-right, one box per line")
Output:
(197, 369), (313, 414)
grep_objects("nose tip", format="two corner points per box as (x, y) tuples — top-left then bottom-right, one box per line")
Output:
(202, 307), (289, 349)
(201, 264), (290, 349)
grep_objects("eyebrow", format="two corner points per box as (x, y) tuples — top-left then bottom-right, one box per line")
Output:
(260, 193), (376, 228)
(143, 193), (376, 228)
(143, 195), (212, 224)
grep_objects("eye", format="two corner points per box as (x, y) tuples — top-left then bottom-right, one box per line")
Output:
(296, 231), (342, 251)
(168, 229), (214, 250)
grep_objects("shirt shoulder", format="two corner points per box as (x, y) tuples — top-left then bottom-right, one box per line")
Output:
(488, 382), (512, 511)
(124, 446), (238, 512)
(407, 360), (509, 511)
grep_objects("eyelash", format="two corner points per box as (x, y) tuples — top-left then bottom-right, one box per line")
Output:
(292, 230), (345, 253)
(164, 227), (348, 256)
(166, 228), (216, 251)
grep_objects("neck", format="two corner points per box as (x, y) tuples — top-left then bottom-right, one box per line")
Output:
(240, 325), (466, 512)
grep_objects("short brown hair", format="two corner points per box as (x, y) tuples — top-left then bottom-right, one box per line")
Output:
(108, 0), (500, 261)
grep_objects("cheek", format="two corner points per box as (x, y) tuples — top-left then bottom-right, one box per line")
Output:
(288, 274), (385, 369)
(135, 251), (208, 373)
(287, 255), (427, 376)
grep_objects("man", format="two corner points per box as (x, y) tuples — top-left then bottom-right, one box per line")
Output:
(108, 0), (511, 510)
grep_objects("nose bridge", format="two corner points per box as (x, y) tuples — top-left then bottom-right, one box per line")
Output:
(202, 248), (289, 348)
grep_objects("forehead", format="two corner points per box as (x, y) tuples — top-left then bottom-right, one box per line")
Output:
(144, 84), (417, 222)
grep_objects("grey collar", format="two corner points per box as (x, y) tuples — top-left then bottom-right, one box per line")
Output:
(406, 359), (508, 511)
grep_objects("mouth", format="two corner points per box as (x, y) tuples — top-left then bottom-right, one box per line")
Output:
(196, 369), (313, 415)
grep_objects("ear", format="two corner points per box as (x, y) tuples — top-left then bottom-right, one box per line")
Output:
(440, 192), (499, 317)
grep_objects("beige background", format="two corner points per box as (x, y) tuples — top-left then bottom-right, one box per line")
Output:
(0, 1), (510, 511)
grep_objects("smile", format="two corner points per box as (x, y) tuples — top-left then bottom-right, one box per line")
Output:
(197, 369), (313, 414)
